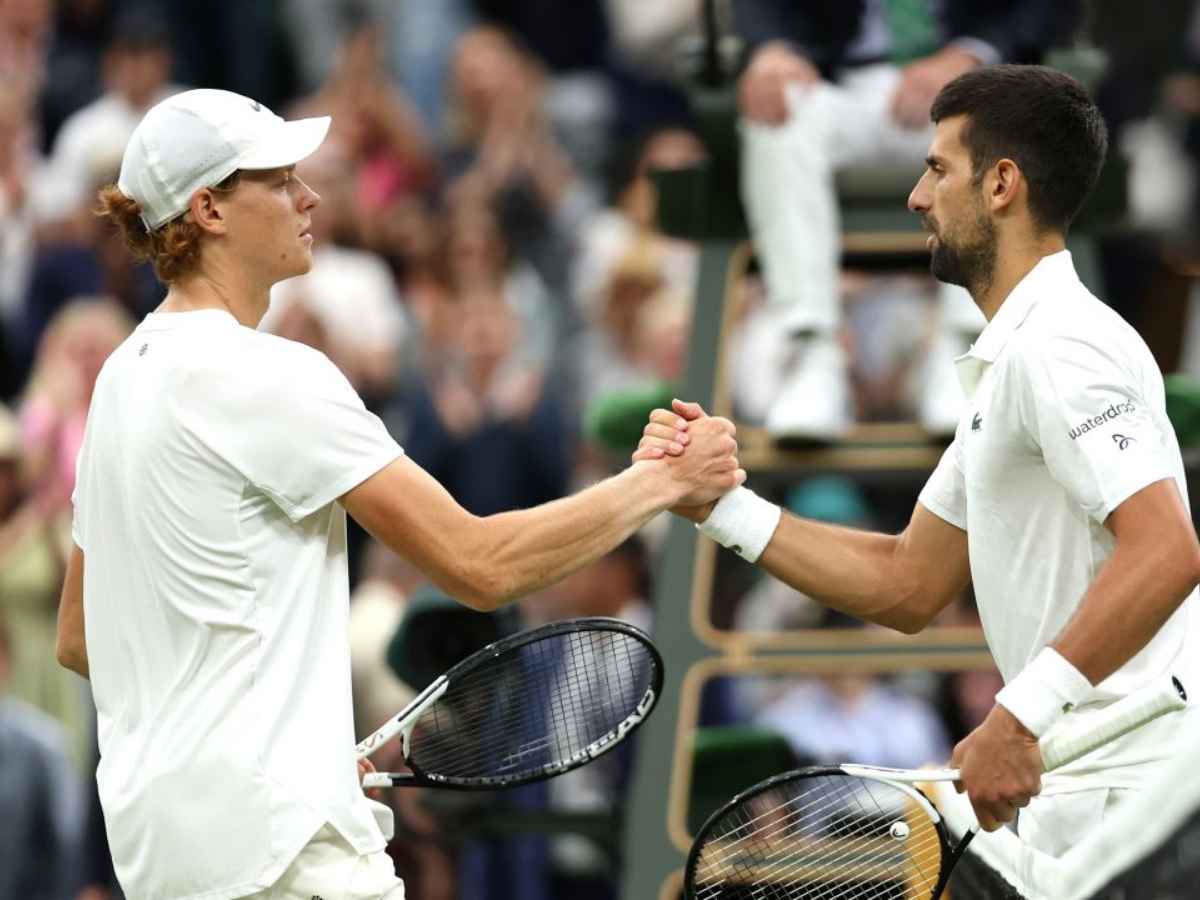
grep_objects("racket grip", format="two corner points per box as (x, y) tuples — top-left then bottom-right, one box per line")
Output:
(1039, 676), (1187, 772)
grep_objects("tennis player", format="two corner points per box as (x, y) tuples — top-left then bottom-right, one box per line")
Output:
(636, 65), (1200, 856)
(54, 89), (744, 900)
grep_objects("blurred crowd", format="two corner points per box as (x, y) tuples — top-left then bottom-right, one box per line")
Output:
(1, 1), (1199, 898)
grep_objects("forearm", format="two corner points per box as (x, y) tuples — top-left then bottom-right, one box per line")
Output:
(56, 545), (89, 679)
(1053, 538), (1200, 685)
(55, 618), (89, 679)
(469, 463), (678, 607)
(755, 514), (922, 632)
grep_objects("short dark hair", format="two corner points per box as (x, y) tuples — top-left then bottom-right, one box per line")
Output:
(930, 64), (1108, 234)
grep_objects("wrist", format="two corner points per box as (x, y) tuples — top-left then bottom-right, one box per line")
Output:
(676, 500), (717, 524)
(995, 647), (1094, 739)
(695, 487), (781, 563)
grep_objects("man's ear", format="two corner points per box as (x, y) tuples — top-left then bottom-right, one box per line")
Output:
(189, 188), (228, 236)
(988, 158), (1022, 215)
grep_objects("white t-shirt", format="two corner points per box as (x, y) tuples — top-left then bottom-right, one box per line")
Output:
(71, 309), (404, 900)
(919, 251), (1200, 792)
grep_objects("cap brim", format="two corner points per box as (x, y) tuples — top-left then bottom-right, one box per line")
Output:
(236, 116), (331, 171)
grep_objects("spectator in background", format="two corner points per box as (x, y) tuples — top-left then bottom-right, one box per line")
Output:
(35, 8), (177, 229)
(396, 289), (572, 517)
(568, 126), (704, 416)
(445, 26), (600, 309)
(0, 607), (86, 900)
(0, 81), (38, 399)
(289, 13), (436, 236)
(38, 0), (118, 152)
(469, 0), (613, 178)
(734, 0), (1082, 439)
(0, 0), (52, 112)
(20, 297), (131, 515)
(444, 199), (557, 363)
(0, 399), (91, 775)
(572, 125), (702, 330)
(12, 166), (160, 381)
(756, 669), (952, 770)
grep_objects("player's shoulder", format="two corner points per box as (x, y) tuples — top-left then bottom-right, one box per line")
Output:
(188, 328), (351, 414)
(1016, 286), (1146, 367)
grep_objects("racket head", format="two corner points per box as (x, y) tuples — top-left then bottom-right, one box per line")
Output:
(684, 766), (955, 900)
(400, 616), (663, 790)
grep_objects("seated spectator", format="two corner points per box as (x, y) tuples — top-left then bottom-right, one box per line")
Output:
(0, 607), (86, 900)
(0, 400), (90, 773)
(0, 0), (52, 115)
(288, 12), (436, 234)
(0, 81), (38, 398)
(572, 125), (702, 327)
(12, 168), (160, 383)
(19, 298), (131, 515)
(33, 8), (178, 229)
(392, 288), (572, 517)
(445, 26), (602, 307)
(756, 671), (952, 770)
(444, 198), (557, 365)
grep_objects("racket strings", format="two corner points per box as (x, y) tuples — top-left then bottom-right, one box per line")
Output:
(702, 789), (942, 899)
(409, 630), (656, 784)
(692, 774), (944, 899)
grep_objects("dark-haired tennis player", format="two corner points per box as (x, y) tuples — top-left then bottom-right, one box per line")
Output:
(638, 65), (1200, 856)
(55, 89), (744, 900)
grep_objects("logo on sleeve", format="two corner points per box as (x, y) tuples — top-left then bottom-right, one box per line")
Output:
(1067, 400), (1136, 441)
(1112, 434), (1136, 450)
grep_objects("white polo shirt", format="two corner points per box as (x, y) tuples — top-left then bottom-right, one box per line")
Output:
(919, 251), (1200, 792)
(71, 309), (404, 900)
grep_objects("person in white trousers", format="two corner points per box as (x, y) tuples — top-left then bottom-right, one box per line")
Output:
(734, 0), (1082, 438)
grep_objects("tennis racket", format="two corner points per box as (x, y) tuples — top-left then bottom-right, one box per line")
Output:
(684, 676), (1188, 899)
(356, 617), (662, 790)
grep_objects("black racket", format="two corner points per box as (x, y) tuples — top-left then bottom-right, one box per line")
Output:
(684, 677), (1188, 899)
(356, 617), (663, 790)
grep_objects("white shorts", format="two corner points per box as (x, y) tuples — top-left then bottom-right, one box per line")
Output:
(242, 825), (405, 899)
(1018, 787), (1133, 858)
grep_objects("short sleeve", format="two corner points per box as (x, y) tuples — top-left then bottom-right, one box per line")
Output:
(198, 340), (404, 522)
(919, 439), (967, 530)
(1016, 337), (1176, 523)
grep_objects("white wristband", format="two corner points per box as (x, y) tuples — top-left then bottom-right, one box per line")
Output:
(696, 487), (781, 563)
(995, 647), (1094, 738)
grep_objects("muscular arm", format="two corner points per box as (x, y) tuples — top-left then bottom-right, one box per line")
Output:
(1052, 478), (1200, 683)
(753, 500), (971, 634)
(342, 420), (741, 610)
(55, 545), (88, 679)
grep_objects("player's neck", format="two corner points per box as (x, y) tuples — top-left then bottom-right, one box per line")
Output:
(975, 231), (1066, 321)
(160, 261), (271, 329)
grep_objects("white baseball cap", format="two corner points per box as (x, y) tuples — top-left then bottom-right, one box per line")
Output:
(117, 88), (331, 230)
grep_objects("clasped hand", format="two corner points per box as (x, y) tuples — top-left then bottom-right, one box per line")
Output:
(631, 398), (743, 514)
(950, 704), (1045, 832)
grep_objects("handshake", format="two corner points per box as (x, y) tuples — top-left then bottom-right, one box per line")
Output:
(630, 398), (745, 523)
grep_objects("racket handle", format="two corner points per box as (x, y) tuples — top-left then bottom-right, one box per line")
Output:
(1039, 676), (1187, 772)
(363, 772), (417, 789)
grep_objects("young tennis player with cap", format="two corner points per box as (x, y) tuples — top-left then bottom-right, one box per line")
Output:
(56, 88), (745, 900)
(637, 65), (1200, 856)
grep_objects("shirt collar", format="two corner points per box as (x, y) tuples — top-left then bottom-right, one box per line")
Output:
(964, 249), (1076, 364)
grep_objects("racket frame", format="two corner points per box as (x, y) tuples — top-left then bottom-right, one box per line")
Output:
(358, 616), (663, 790)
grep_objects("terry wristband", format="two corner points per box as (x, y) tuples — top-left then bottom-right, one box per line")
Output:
(696, 487), (782, 563)
(995, 647), (1094, 738)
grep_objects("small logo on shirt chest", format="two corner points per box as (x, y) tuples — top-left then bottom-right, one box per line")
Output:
(138, 343), (149, 357)
(1113, 434), (1136, 450)
(971, 412), (982, 432)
